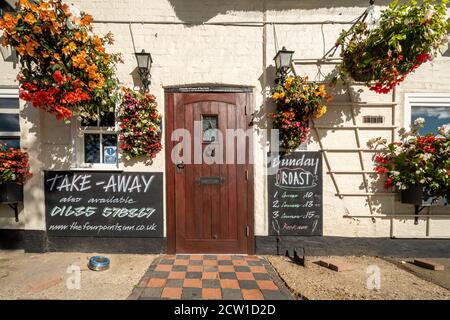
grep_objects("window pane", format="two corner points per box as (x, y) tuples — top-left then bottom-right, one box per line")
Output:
(0, 98), (19, 109)
(412, 106), (450, 135)
(81, 117), (98, 127)
(0, 114), (20, 132)
(202, 115), (218, 143)
(102, 134), (117, 164)
(0, 138), (20, 149)
(100, 112), (115, 127)
(84, 134), (100, 163)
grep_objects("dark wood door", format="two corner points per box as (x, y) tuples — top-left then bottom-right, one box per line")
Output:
(165, 91), (254, 254)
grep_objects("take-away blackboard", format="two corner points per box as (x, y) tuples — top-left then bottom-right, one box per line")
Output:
(268, 152), (323, 236)
(44, 171), (163, 237)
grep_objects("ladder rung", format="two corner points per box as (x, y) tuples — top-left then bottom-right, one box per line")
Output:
(328, 171), (381, 174)
(314, 125), (397, 129)
(327, 102), (398, 107)
(322, 148), (386, 152)
(336, 193), (396, 197)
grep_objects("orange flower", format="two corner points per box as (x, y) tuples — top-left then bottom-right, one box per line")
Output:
(32, 25), (42, 34)
(317, 84), (326, 97)
(74, 32), (82, 41)
(80, 15), (93, 26)
(62, 4), (72, 17)
(62, 47), (70, 56)
(24, 13), (37, 25)
(19, 0), (31, 9)
(68, 41), (77, 52)
(16, 44), (26, 56)
(72, 53), (87, 70)
(25, 40), (39, 57)
(54, 53), (61, 60)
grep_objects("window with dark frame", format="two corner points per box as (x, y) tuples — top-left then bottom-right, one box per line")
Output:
(80, 110), (118, 165)
(0, 93), (20, 149)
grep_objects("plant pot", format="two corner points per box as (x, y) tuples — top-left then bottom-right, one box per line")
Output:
(401, 185), (445, 206)
(343, 51), (374, 83)
(0, 182), (24, 203)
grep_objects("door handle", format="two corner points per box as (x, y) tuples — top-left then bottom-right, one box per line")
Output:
(176, 160), (185, 173)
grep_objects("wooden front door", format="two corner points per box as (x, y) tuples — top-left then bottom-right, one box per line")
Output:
(165, 90), (254, 254)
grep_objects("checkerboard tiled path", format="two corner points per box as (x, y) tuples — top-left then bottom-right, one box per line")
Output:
(129, 255), (294, 300)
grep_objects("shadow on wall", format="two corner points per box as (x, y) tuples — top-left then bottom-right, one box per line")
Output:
(166, 0), (394, 25)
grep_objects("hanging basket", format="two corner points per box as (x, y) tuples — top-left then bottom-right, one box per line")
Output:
(342, 50), (374, 83)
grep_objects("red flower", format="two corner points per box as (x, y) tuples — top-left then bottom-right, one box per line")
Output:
(375, 166), (389, 174)
(52, 70), (65, 85)
(384, 177), (394, 189)
(375, 155), (389, 165)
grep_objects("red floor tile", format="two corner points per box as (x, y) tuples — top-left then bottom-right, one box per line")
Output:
(183, 279), (202, 288)
(168, 271), (186, 279)
(175, 259), (189, 266)
(236, 272), (255, 280)
(220, 279), (240, 289)
(202, 272), (218, 279)
(218, 265), (234, 272)
(203, 260), (217, 266)
(242, 289), (264, 300)
(155, 265), (173, 272)
(161, 287), (182, 299)
(250, 266), (267, 273)
(147, 278), (167, 288)
(257, 280), (278, 291)
(187, 265), (203, 272)
(202, 288), (222, 300)
(232, 260), (248, 266)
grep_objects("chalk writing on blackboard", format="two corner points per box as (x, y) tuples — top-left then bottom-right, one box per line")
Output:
(268, 152), (323, 236)
(44, 171), (164, 237)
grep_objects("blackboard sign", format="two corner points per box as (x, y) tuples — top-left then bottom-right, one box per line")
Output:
(44, 171), (164, 237)
(268, 152), (323, 236)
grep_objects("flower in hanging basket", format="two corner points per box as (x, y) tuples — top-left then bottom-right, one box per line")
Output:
(0, 0), (122, 121)
(271, 76), (332, 152)
(370, 119), (450, 197)
(118, 88), (163, 160)
(336, 0), (450, 94)
(0, 144), (32, 185)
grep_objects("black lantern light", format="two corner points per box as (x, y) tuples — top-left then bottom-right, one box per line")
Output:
(135, 49), (152, 91)
(273, 46), (294, 84)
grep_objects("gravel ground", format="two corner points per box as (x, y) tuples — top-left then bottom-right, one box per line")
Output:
(0, 250), (156, 300)
(268, 255), (450, 300)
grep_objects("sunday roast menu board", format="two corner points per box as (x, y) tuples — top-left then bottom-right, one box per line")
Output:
(44, 171), (163, 237)
(268, 152), (323, 236)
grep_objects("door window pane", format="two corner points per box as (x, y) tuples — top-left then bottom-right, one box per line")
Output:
(412, 106), (450, 135)
(84, 134), (100, 163)
(0, 114), (19, 132)
(202, 115), (218, 143)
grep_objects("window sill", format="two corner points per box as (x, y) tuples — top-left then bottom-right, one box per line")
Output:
(69, 165), (123, 172)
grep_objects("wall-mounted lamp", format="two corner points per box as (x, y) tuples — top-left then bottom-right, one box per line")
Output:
(274, 46), (294, 84)
(135, 49), (152, 91)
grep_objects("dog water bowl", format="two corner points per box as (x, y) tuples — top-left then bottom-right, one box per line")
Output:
(88, 256), (110, 271)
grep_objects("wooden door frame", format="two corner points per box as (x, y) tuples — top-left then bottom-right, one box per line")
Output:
(164, 86), (255, 254)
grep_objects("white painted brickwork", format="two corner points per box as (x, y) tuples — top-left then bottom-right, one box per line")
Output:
(0, 0), (449, 238)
